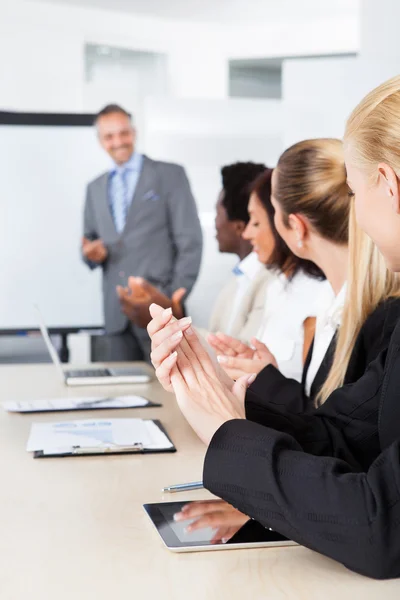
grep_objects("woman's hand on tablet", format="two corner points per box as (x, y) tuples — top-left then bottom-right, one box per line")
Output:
(174, 500), (249, 544)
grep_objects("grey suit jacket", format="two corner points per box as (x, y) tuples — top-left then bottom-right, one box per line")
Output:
(82, 155), (203, 334)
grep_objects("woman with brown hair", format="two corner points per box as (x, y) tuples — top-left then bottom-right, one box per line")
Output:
(209, 165), (328, 383)
(209, 139), (349, 386)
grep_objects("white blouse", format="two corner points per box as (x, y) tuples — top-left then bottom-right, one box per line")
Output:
(304, 283), (347, 396)
(257, 271), (330, 382)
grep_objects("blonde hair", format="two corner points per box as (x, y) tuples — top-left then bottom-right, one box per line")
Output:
(318, 76), (400, 404)
(275, 139), (349, 244)
(344, 75), (400, 177)
(317, 200), (400, 405)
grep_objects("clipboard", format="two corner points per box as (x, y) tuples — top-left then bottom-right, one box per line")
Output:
(5, 396), (160, 414)
(32, 420), (176, 458)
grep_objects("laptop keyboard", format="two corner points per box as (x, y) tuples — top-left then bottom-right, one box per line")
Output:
(65, 369), (111, 378)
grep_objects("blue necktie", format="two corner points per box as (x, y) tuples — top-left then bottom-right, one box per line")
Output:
(112, 167), (128, 234)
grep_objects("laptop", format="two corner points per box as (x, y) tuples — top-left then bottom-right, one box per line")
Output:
(36, 307), (152, 387)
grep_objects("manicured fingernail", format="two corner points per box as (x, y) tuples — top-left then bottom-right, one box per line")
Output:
(180, 316), (192, 325)
(221, 538), (228, 544)
(217, 355), (228, 364)
(173, 512), (184, 521)
(185, 326), (194, 336)
(163, 307), (172, 319)
(247, 373), (257, 385)
(171, 330), (183, 342)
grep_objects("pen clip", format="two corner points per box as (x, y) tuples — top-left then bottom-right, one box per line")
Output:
(75, 398), (111, 408)
(71, 443), (144, 454)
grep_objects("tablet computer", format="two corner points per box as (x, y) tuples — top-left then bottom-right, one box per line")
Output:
(143, 501), (298, 553)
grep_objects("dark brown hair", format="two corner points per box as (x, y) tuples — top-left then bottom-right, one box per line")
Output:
(274, 138), (349, 245)
(94, 104), (131, 125)
(251, 169), (324, 279)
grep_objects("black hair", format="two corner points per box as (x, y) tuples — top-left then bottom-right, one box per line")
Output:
(221, 162), (266, 223)
(94, 104), (131, 125)
(251, 169), (324, 280)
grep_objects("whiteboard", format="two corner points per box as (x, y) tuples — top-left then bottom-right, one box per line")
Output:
(0, 118), (110, 330)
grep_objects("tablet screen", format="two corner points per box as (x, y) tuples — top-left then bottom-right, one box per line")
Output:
(144, 501), (294, 549)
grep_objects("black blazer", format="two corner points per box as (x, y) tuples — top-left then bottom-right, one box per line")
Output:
(203, 298), (400, 579)
(249, 298), (400, 414)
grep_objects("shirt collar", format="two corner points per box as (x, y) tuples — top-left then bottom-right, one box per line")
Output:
(110, 151), (142, 175)
(234, 252), (264, 280)
(323, 282), (347, 330)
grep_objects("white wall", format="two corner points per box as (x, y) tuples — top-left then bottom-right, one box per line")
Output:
(282, 56), (400, 149)
(280, 0), (400, 148)
(282, 57), (359, 147)
(0, 0), (360, 114)
(144, 97), (283, 326)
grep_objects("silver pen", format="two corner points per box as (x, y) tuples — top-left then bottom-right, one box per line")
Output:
(162, 481), (203, 493)
(75, 398), (113, 408)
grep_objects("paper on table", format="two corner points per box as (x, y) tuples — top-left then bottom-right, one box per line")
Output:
(4, 396), (149, 413)
(144, 420), (174, 450)
(26, 418), (152, 452)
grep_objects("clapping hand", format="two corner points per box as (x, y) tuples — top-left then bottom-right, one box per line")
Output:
(147, 304), (256, 445)
(147, 304), (235, 393)
(208, 332), (277, 380)
(117, 276), (186, 328)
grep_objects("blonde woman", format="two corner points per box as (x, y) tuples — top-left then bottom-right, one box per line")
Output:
(148, 75), (400, 578)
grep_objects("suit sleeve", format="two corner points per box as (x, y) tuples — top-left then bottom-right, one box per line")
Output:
(361, 298), (400, 372)
(246, 364), (309, 415)
(203, 347), (400, 579)
(243, 345), (385, 470)
(82, 185), (99, 271)
(166, 166), (203, 295)
(204, 420), (400, 579)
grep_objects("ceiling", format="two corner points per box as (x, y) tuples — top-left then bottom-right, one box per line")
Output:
(27, 0), (360, 24)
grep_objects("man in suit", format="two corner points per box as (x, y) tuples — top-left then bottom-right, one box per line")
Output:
(82, 104), (202, 361)
(117, 162), (271, 343)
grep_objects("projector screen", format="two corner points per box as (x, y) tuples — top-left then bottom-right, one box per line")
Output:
(0, 113), (110, 330)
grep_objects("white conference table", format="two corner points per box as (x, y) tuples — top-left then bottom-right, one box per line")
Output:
(0, 363), (400, 600)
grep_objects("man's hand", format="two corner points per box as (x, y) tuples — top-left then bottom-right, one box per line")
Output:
(82, 237), (108, 264)
(117, 276), (186, 328)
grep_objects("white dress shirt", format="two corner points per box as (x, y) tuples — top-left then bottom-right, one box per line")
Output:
(225, 252), (265, 335)
(305, 282), (347, 395)
(257, 272), (330, 382)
